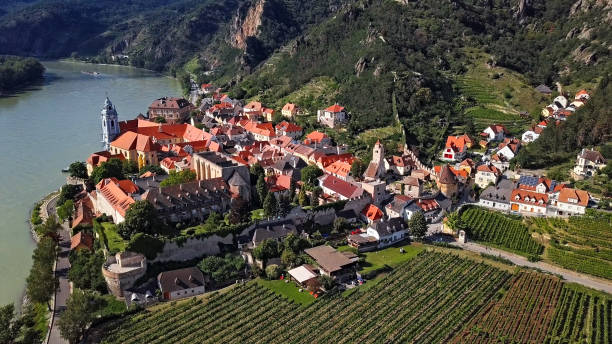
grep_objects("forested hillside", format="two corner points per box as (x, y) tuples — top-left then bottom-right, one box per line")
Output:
(1, 0), (610, 161)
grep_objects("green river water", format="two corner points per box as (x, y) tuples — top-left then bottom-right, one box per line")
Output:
(0, 60), (180, 306)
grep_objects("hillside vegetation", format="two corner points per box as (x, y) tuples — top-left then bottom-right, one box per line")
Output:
(0, 55), (44, 92)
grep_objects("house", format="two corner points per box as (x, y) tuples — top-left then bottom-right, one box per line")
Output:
(287, 265), (318, 287)
(478, 179), (515, 211)
(458, 158), (475, 176)
(385, 155), (414, 176)
(109, 131), (160, 169)
(192, 151), (251, 200)
(573, 148), (606, 178)
(481, 124), (508, 142)
(91, 178), (138, 224)
(102, 251), (147, 297)
(442, 134), (472, 161)
(575, 89), (590, 101)
(148, 97), (194, 124)
(317, 104), (348, 128)
(385, 195), (412, 219)
(365, 217), (408, 249)
(521, 125), (544, 143)
(157, 267), (206, 300)
(517, 175), (564, 194)
(140, 179), (231, 224)
(535, 84), (552, 95)
(496, 138), (521, 161)
(403, 198), (441, 222)
(325, 160), (353, 181)
(318, 174), (364, 200)
(271, 154), (307, 180)
(553, 95), (568, 109)
(263, 108), (275, 122)
(243, 101), (263, 114)
(275, 121), (303, 139)
(72, 197), (94, 229)
(86, 151), (125, 176)
(252, 220), (297, 247)
(70, 231), (94, 251)
(303, 131), (331, 146)
(510, 189), (548, 215)
(265, 174), (293, 198)
(304, 245), (358, 281)
(399, 176), (422, 198)
(362, 204), (383, 223)
(200, 83), (215, 94)
(475, 164), (501, 189)
(552, 188), (590, 215)
(281, 103), (299, 118)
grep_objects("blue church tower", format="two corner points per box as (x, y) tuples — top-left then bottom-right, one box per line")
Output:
(101, 97), (120, 150)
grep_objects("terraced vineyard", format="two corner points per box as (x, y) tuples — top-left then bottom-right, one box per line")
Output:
(461, 207), (544, 256)
(451, 272), (563, 343)
(98, 251), (511, 344)
(528, 213), (612, 280)
(545, 285), (611, 344)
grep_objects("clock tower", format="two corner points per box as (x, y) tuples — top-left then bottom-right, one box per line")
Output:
(101, 97), (120, 150)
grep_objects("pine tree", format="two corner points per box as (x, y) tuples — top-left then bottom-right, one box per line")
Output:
(256, 174), (268, 206)
(263, 193), (278, 217)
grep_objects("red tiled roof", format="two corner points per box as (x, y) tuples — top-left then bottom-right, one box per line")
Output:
(282, 103), (296, 112)
(70, 231), (93, 251)
(275, 121), (303, 133)
(511, 189), (548, 206)
(476, 164), (501, 175)
(558, 188), (589, 207)
(416, 199), (440, 212)
(321, 174), (362, 199)
(488, 124), (509, 134)
(244, 101), (263, 111)
(325, 160), (352, 178)
(445, 134), (472, 152)
(149, 97), (191, 110)
(325, 104), (345, 113)
(86, 151), (125, 167)
(304, 131), (328, 144)
(362, 204), (383, 221)
(96, 178), (136, 217)
(110, 131), (160, 152)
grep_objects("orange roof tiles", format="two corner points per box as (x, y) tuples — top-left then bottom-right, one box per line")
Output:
(362, 204), (383, 221)
(325, 104), (345, 113)
(511, 189), (548, 206)
(445, 134), (472, 152)
(304, 131), (328, 144)
(96, 178), (136, 217)
(558, 188), (589, 207)
(325, 160), (352, 178)
(275, 121), (303, 133)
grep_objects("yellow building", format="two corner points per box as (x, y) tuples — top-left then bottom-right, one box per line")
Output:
(109, 131), (160, 169)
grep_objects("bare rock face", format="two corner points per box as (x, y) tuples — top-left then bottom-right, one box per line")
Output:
(230, 0), (266, 50)
(514, 0), (533, 21)
(355, 57), (367, 76)
(572, 43), (597, 65)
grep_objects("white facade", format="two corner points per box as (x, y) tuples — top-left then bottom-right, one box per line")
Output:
(478, 199), (510, 211)
(366, 227), (406, 249)
(475, 170), (499, 189)
(163, 285), (205, 301)
(90, 193), (125, 224)
(521, 130), (540, 143)
(101, 97), (120, 151)
(497, 145), (517, 160)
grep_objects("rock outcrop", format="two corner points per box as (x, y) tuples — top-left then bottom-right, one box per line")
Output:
(231, 0), (265, 50)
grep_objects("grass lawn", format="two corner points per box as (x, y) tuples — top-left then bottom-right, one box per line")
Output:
(101, 223), (126, 253)
(96, 294), (127, 317)
(251, 209), (266, 221)
(359, 243), (424, 274)
(257, 279), (316, 306)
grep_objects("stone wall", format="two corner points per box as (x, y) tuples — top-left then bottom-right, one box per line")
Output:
(151, 233), (237, 263)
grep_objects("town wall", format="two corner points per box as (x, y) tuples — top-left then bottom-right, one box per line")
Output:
(151, 233), (236, 263)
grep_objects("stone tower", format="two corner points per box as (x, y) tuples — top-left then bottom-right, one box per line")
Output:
(363, 140), (387, 181)
(101, 97), (120, 150)
(372, 140), (385, 166)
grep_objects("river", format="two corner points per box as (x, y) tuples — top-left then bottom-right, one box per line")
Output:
(0, 60), (181, 307)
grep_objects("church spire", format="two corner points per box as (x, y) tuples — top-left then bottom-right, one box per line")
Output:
(101, 97), (120, 150)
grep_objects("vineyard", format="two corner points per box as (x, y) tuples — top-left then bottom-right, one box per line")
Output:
(545, 285), (611, 344)
(451, 272), (563, 343)
(461, 207), (544, 256)
(98, 251), (511, 344)
(528, 214), (612, 280)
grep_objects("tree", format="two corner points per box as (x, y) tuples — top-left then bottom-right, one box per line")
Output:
(56, 199), (74, 222)
(256, 174), (268, 206)
(265, 264), (282, 279)
(125, 233), (165, 260)
(253, 239), (279, 261)
(298, 188), (309, 206)
(58, 290), (101, 344)
(263, 193), (278, 217)
(118, 201), (162, 238)
(229, 198), (251, 224)
(301, 165), (323, 188)
(280, 249), (298, 267)
(333, 217), (347, 233)
(350, 159), (366, 180)
(26, 261), (56, 311)
(310, 187), (322, 206)
(139, 165), (166, 175)
(445, 211), (463, 231)
(159, 170), (196, 187)
(250, 163), (264, 184)
(32, 237), (57, 268)
(90, 158), (125, 184)
(318, 275), (335, 290)
(122, 160), (139, 175)
(0, 304), (22, 344)
(283, 233), (309, 253)
(57, 184), (81, 207)
(409, 211), (427, 238)
(289, 178), (297, 200)
(277, 195), (292, 217)
(68, 250), (106, 293)
(198, 254), (245, 284)
(154, 116), (166, 123)
(68, 161), (87, 179)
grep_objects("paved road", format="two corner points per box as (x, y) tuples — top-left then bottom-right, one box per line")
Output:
(452, 241), (612, 294)
(46, 196), (70, 344)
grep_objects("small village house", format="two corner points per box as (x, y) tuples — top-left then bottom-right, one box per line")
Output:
(148, 97), (194, 124)
(475, 164), (501, 189)
(157, 267), (206, 301)
(304, 245), (358, 282)
(317, 104), (348, 128)
(281, 103), (299, 118)
(573, 148), (606, 179)
(481, 124), (508, 142)
(441, 134), (472, 161)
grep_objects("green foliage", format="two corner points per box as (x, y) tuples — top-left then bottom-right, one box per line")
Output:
(256, 174), (268, 206)
(68, 161), (87, 179)
(159, 170), (196, 187)
(118, 201), (163, 238)
(408, 211), (427, 238)
(263, 192), (278, 217)
(280, 249), (298, 267)
(57, 184), (81, 207)
(122, 160), (139, 175)
(58, 289), (102, 344)
(68, 249), (107, 293)
(0, 55), (44, 91)
(56, 199), (74, 222)
(350, 159), (366, 180)
(33, 215), (60, 237)
(298, 188), (309, 207)
(228, 198), (251, 224)
(139, 165), (166, 176)
(125, 233), (165, 260)
(300, 165), (323, 188)
(0, 303), (21, 344)
(253, 239), (279, 261)
(265, 264), (281, 280)
(90, 158), (124, 184)
(514, 76), (612, 169)
(26, 237), (57, 310)
(318, 274), (335, 290)
(198, 254), (245, 284)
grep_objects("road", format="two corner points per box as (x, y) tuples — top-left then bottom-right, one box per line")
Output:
(46, 195), (70, 344)
(452, 241), (612, 294)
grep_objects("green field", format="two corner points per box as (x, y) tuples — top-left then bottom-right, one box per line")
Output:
(528, 212), (612, 280)
(359, 243), (424, 274)
(461, 207), (544, 256)
(100, 222), (126, 254)
(257, 279), (317, 306)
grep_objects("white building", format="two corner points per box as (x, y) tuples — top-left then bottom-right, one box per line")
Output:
(365, 218), (407, 249)
(157, 267), (206, 301)
(475, 164), (502, 189)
